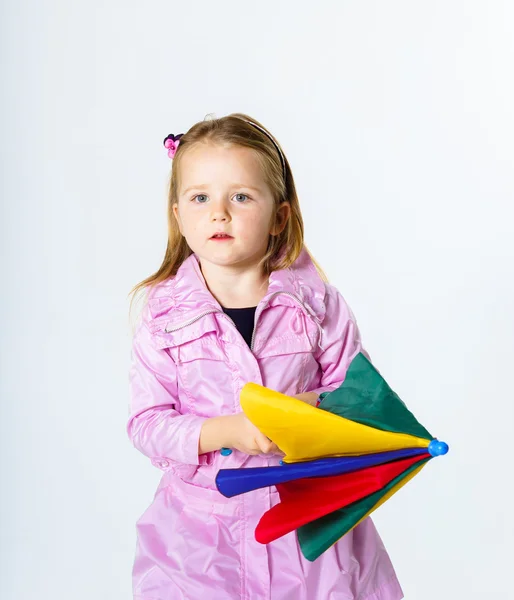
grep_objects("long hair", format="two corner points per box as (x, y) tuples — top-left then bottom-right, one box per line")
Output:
(128, 112), (327, 324)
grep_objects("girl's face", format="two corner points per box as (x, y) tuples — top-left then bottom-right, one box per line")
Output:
(173, 143), (290, 271)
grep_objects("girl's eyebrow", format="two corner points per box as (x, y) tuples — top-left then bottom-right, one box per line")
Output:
(181, 183), (263, 194)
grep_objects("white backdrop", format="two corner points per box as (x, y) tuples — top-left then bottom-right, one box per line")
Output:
(1, 1), (513, 598)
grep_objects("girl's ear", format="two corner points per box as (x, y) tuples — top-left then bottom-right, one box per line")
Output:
(270, 202), (291, 236)
(172, 203), (183, 234)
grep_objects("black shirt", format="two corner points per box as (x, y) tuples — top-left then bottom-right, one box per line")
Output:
(222, 306), (257, 349)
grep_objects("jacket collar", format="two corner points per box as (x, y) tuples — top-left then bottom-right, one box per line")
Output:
(147, 247), (327, 329)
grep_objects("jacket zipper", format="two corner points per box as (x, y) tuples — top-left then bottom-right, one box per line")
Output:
(163, 291), (322, 351)
(164, 308), (237, 334)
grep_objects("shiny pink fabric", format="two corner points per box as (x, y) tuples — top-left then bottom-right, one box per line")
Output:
(127, 248), (404, 599)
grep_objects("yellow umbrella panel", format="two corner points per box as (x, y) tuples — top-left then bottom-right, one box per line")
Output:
(240, 383), (430, 463)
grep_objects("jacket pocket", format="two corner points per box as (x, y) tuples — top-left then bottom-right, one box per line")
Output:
(254, 308), (320, 358)
(152, 313), (235, 415)
(161, 471), (237, 510)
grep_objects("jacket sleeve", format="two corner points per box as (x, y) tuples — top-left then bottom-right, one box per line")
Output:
(307, 283), (371, 398)
(127, 302), (212, 467)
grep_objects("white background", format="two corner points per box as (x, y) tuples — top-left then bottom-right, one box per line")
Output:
(1, 1), (513, 598)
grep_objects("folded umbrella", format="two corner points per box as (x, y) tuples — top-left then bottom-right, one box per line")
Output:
(215, 352), (449, 561)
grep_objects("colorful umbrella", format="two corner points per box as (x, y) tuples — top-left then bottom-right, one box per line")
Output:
(216, 352), (449, 561)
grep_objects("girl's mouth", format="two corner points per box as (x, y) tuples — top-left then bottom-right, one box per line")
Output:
(210, 233), (233, 240)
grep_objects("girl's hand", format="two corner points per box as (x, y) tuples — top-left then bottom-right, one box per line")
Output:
(293, 392), (319, 406)
(224, 413), (284, 457)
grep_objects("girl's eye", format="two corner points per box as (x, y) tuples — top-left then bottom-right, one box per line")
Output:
(191, 193), (250, 203)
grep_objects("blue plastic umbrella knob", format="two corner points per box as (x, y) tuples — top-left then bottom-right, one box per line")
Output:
(220, 447), (233, 456)
(428, 439), (449, 457)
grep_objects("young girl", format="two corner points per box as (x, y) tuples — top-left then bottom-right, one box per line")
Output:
(127, 113), (404, 599)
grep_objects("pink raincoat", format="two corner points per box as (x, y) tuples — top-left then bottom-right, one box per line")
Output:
(127, 248), (404, 600)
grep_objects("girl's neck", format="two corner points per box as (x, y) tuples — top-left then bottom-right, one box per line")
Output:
(199, 259), (269, 308)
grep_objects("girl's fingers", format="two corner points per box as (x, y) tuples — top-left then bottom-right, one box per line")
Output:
(262, 432), (284, 455)
(255, 433), (274, 454)
(257, 435), (284, 456)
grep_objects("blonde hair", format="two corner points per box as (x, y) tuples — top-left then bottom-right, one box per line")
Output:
(128, 112), (327, 324)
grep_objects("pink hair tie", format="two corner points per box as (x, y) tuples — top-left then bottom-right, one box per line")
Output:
(163, 133), (184, 158)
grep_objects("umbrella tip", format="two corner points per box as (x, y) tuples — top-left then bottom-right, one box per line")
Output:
(428, 439), (449, 457)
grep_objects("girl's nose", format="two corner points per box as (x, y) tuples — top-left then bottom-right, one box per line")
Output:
(210, 200), (231, 221)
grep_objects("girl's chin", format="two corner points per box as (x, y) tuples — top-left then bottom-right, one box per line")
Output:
(197, 252), (264, 269)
